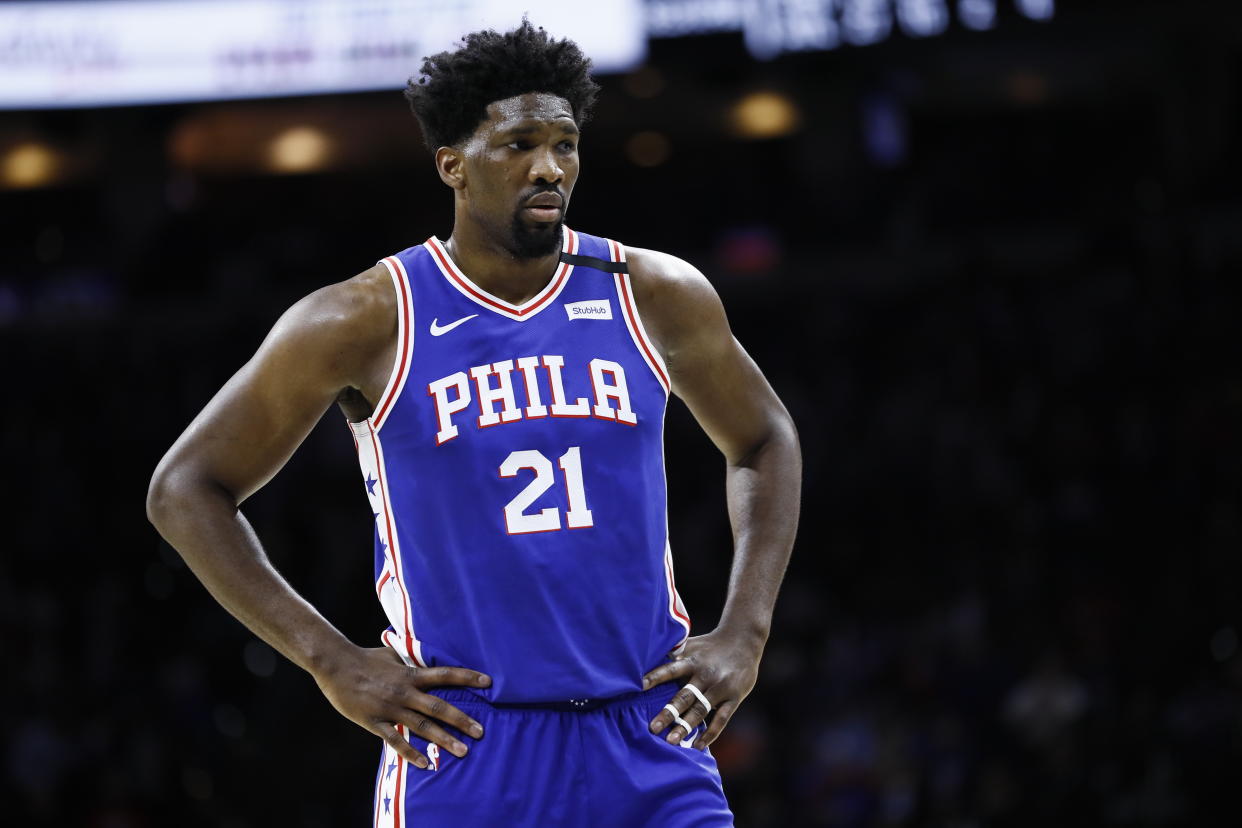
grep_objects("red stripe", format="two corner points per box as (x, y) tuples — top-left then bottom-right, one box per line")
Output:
(368, 424), (422, 665)
(665, 554), (691, 627)
(373, 256), (412, 428)
(615, 266), (670, 391)
(393, 728), (407, 827)
(428, 230), (576, 317)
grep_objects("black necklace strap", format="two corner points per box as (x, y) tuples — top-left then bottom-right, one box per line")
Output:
(559, 252), (629, 273)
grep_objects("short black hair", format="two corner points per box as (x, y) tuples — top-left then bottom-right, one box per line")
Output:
(404, 20), (600, 151)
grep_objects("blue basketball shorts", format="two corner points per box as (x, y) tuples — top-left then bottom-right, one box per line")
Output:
(370, 682), (734, 827)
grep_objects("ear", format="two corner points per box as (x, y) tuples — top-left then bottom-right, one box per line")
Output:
(435, 146), (465, 190)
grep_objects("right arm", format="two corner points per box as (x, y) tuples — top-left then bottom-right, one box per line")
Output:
(146, 265), (487, 767)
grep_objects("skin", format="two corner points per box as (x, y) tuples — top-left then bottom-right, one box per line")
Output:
(146, 91), (801, 771)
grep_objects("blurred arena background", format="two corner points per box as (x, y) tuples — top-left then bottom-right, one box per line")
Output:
(3, 0), (1241, 825)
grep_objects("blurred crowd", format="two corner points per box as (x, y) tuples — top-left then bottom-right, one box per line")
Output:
(4, 6), (1242, 826)
(716, 237), (1242, 826)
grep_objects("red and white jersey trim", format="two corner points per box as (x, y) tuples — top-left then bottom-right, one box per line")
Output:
(374, 726), (410, 828)
(609, 239), (671, 395)
(371, 254), (416, 433)
(607, 236), (682, 645)
(664, 540), (692, 651)
(424, 227), (579, 322)
(351, 418), (426, 669)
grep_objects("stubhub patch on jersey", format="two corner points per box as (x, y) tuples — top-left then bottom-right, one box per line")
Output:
(564, 298), (613, 319)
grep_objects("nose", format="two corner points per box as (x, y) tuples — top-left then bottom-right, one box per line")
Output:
(529, 145), (563, 185)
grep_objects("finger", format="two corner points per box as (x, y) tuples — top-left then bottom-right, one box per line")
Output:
(396, 709), (471, 759)
(412, 666), (492, 690)
(379, 722), (429, 770)
(642, 658), (694, 690)
(665, 715), (694, 745)
(649, 700), (679, 735)
(665, 690), (713, 744)
(693, 699), (737, 750)
(651, 684), (711, 739)
(407, 691), (485, 740)
(676, 683), (712, 724)
(684, 682), (712, 715)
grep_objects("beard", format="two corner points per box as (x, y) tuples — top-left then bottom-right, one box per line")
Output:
(507, 211), (563, 259)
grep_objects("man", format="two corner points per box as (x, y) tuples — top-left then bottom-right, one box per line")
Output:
(147, 21), (800, 827)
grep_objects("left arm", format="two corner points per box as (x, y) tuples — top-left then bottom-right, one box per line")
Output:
(628, 247), (802, 749)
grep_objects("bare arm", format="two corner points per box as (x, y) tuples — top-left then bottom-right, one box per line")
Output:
(146, 265), (488, 768)
(628, 248), (802, 749)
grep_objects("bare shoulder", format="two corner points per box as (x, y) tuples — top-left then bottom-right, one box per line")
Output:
(260, 262), (399, 397)
(622, 245), (730, 364)
(624, 246), (716, 304)
(281, 262), (396, 342)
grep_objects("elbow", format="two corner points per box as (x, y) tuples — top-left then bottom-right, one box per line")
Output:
(765, 401), (801, 450)
(775, 407), (799, 446)
(146, 461), (177, 531)
(147, 456), (236, 533)
(146, 454), (201, 533)
(732, 408), (800, 469)
(768, 410), (802, 472)
(783, 410), (801, 458)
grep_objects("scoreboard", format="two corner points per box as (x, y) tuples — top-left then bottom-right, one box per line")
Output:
(0, 0), (1055, 109)
(0, 0), (646, 108)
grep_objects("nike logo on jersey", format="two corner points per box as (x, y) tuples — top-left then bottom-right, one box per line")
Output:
(429, 315), (478, 336)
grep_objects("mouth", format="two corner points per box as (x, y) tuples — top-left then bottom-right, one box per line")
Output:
(522, 191), (564, 223)
(522, 205), (562, 222)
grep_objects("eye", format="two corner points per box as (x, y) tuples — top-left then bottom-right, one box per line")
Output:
(507, 140), (532, 151)
(558, 140), (577, 152)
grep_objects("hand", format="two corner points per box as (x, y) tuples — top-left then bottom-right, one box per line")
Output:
(313, 644), (491, 769)
(642, 628), (763, 750)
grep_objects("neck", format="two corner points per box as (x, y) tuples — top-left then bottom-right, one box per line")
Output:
(443, 218), (562, 306)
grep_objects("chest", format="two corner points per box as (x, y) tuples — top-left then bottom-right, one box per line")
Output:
(380, 231), (667, 452)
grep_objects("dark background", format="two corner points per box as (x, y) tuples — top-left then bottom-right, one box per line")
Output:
(4, 1), (1242, 825)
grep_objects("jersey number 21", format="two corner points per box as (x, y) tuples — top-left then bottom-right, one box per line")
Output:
(499, 447), (593, 534)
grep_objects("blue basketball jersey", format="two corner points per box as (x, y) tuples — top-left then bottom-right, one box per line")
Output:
(349, 228), (691, 703)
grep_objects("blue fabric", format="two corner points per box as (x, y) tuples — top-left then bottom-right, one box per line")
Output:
(374, 683), (734, 827)
(369, 228), (687, 703)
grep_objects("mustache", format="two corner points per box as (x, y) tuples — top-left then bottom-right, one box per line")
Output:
(519, 184), (565, 203)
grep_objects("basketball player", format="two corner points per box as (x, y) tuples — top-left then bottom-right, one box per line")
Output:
(147, 21), (800, 827)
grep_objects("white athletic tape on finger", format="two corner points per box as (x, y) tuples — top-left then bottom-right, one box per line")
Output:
(684, 682), (711, 714)
(662, 703), (694, 735)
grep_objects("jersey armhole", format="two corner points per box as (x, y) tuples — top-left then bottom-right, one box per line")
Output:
(608, 239), (671, 395)
(368, 255), (416, 432)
